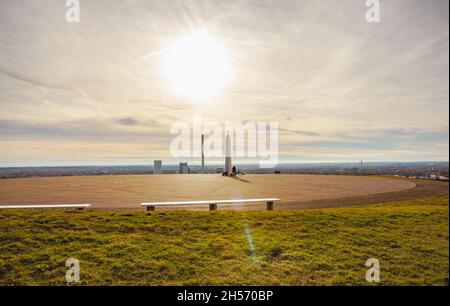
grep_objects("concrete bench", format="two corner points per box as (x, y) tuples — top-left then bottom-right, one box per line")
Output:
(0, 204), (91, 210)
(141, 198), (280, 211)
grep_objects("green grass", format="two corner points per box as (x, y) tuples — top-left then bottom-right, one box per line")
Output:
(0, 196), (448, 286)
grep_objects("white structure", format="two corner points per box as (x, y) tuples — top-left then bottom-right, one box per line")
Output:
(0, 204), (90, 210)
(201, 134), (205, 173)
(225, 133), (232, 175)
(153, 160), (162, 174)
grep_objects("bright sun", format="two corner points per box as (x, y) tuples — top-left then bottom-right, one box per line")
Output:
(163, 30), (232, 101)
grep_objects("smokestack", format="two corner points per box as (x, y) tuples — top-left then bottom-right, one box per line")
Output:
(201, 134), (205, 173)
(225, 133), (232, 175)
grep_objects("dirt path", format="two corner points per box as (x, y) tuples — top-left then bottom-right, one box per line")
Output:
(276, 178), (449, 211)
(1, 174), (444, 211)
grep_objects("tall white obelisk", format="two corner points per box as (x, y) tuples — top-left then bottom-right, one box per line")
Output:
(225, 133), (232, 175)
(201, 134), (205, 173)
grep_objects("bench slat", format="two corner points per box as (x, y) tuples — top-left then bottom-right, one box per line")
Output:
(0, 204), (91, 209)
(141, 198), (280, 206)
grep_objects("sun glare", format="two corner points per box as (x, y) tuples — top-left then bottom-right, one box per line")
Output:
(163, 30), (232, 101)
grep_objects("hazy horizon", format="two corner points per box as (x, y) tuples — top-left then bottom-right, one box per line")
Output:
(0, 159), (448, 169)
(1, 0), (449, 167)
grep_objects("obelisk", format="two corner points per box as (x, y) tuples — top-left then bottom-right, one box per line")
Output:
(201, 134), (205, 173)
(225, 133), (232, 175)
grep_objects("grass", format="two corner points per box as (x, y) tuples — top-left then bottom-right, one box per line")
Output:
(0, 196), (448, 286)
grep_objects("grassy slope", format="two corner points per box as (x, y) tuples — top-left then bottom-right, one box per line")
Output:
(0, 196), (448, 286)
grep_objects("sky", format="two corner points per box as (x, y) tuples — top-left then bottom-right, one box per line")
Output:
(0, 0), (448, 167)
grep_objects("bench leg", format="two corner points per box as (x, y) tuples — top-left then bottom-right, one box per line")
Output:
(209, 204), (218, 211)
(266, 201), (274, 211)
(146, 206), (155, 212)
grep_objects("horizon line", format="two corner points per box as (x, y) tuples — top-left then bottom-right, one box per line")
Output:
(1, 160), (449, 169)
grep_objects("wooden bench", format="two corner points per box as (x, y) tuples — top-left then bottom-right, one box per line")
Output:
(141, 198), (280, 211)
(0, 204), (91, 210)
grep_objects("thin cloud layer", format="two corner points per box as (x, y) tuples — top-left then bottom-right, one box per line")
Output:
(0, 0), (448, 166)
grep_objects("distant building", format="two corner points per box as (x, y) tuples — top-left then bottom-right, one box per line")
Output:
(179, 162), (189, 174)
(153, 160), (162, 174)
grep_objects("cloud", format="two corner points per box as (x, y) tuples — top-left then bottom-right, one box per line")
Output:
(0, 0), (448, 165)
(0, 118), (169, 141)
(279, 128), (322, 137)
(0, 67), (71, 90)
(116, 117), (140, 126)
